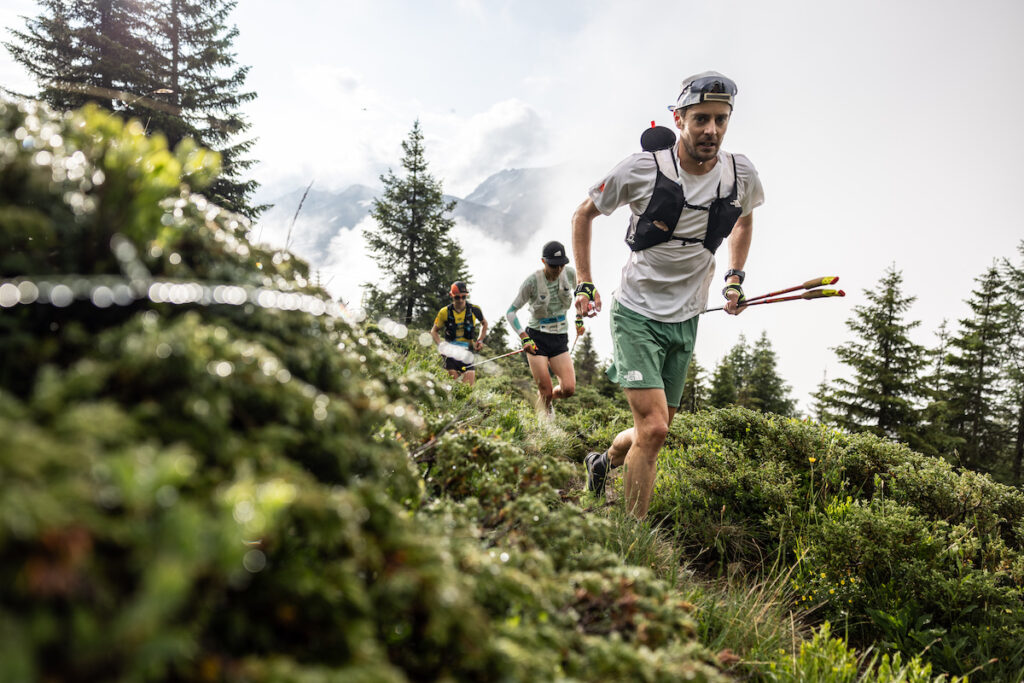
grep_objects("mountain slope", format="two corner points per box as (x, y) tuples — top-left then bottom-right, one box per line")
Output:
(254, 167), (561, 262)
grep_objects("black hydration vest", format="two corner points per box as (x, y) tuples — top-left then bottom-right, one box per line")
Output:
(624, 148), (742, 254)
(444, 303), (483, 342)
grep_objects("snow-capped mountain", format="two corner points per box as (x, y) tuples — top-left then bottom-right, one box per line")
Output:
(253, 167), (560, 260)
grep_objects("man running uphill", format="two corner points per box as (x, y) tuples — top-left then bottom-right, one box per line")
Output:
(430, 281), (488, 387)
(506, 241), (581, 418)
(572, 71), (765, 518)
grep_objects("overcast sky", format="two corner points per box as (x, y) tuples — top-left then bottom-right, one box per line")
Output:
(3, 0), (1024, 411)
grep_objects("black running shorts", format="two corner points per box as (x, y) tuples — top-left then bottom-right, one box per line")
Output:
(525, 327), (569, 357)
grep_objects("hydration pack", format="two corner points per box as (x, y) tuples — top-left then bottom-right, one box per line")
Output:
(624, 126), (742, 254)
(444, 303), (483, 342)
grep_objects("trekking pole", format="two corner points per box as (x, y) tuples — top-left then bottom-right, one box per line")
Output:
(466, 347), (525, 369)
(704, 287), (845, 312)
(745, 276), (840, 304)
(570, 315), (584, 354)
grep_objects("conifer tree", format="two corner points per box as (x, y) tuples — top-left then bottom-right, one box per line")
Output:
(573, 330), (601, 387)
(5, 0), (261, 218)
(945, 264), (1012, 474)
(917, 320), (960, 458)
(593, 360), (621, 399)
(5, 1), (155, 109)
(1004, 242), (1024, 482)
(809, 371), (832, 424)
(147, 0), (259, 217)
(709, 335), (751, 409)
(364, 121), (468, 327)
(747, 331), (796, 416)
(708, 355), (739, 409)
(821, 265), (927, 446)
(680, 357), (708, 413)
(483, 318), (513, 356)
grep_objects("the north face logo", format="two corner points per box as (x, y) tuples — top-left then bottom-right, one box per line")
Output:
(624, 370), (643, 382)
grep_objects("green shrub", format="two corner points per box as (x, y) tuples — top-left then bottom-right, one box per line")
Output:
(645, 408), (1024, 679)
(0, 99), (738, 681)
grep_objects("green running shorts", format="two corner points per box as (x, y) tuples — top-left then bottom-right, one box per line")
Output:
(606, 299), (698, 408)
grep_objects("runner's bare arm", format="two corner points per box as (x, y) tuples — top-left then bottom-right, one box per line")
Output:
(476, 316), (488, 350)
(430, 323), (443, 346)
(724, 213), (754, 315)
(571, 198), (603, 316)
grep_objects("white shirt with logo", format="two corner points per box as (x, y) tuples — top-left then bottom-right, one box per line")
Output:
(589, 148), (764, 323)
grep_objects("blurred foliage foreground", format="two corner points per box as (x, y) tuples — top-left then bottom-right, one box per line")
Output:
(1, 100), (1022, 682)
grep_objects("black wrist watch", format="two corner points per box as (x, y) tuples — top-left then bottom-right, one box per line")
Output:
(724, 269), (745, 284)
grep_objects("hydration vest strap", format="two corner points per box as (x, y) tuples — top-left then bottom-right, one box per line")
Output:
(533, 269), (547, 301)
(657, 147), (735, 210)
(444, 304), (477, 342)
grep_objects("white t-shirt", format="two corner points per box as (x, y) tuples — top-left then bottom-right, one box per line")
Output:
(589, 148), (764, 323)
(506, 266), (577, 334)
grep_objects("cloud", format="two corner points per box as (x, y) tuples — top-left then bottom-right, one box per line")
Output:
(425, 99), (549, 196)
(316, 216), (381, 307)
(249, 70), (549, 205)
(247, 64), (412, 199)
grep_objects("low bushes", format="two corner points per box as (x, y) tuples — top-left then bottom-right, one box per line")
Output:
(643, 407), (1024, 679)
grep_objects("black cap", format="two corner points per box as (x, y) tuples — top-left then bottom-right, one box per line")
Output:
(450, 281), (469, 296)
(541, 241), (570, 266)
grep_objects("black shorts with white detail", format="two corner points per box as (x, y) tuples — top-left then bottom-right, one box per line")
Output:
(525, 327), (569, 357)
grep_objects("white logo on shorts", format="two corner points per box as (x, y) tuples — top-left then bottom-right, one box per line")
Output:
(624, 370), (644, 382)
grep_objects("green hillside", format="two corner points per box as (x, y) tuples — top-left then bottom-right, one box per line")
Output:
(2, 100), (1021, 681)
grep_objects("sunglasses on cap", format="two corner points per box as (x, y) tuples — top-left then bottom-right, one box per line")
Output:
(668, 75), (737, 111)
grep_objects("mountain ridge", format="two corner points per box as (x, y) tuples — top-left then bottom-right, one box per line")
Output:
(254, 167), (560, 261)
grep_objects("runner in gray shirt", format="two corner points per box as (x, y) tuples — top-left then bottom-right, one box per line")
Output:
(571, 71), (765, 518)
(506, 240), (580, 418)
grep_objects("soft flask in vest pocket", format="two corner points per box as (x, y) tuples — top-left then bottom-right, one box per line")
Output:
(624, 159), (687, 252)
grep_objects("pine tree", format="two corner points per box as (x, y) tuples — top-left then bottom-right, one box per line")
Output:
(5, 1), (155, 109)
(364, 121), (468, 327)
(945, 264), (1012, 474)
(573, 330), (601, 387)
(147, 0), (259, 217)
(5, 0), (261, 218)
(483, 317), (513, 357)
(1004, 242), (1024, 483)
(709, 335), (750, 409)
(680, 356), (708, 413)
(4, 1), (84, 106)
(593, 360), (621, 400)
(708, 355), (739, 408)
(821, 265), (927, 446)
(747, 331), (796, 416)
(809, 371), (832, 424)
(917, 320), (960, 458)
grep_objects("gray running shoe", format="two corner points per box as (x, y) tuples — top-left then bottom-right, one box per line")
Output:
(585, 451), (609, 496)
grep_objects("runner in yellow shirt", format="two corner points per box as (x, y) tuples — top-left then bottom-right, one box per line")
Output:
(430, 281), (488, 386)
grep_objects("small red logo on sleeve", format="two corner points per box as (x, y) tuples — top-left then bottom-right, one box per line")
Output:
(599, 182), (606, 192)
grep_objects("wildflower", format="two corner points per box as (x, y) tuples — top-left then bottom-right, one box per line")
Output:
(820, 571), (826, 578)
(809, 457), (817, 463)
(829, 588), (835, 594)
